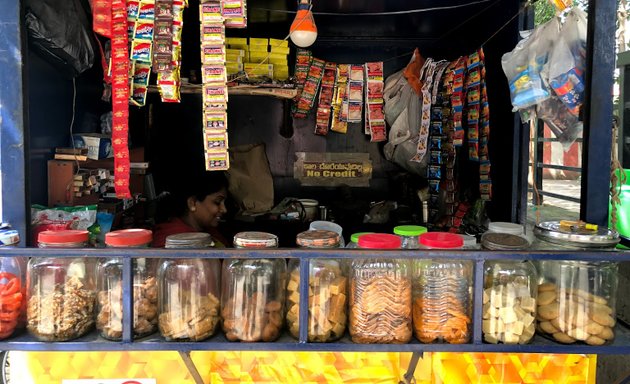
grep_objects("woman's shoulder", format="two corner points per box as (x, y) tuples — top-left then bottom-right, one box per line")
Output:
(151, 218), (195, 247)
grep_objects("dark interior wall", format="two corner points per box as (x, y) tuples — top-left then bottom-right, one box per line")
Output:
(25, 0), (522, 222)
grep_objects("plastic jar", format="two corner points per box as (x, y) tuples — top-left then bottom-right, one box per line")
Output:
(158, 233), (220, 341)
(346, 232), (373, 249)
(27, 230), (96, 341)
(536, 260), (618, 345)
(0, 228), (26, 338)
(393, 225), (427, 249)
(413, 232), (472, 344)
(287, 230), (346, 342)
(483, 260), (537, 344)
(222, 232), (286, 342)
(349, 234), (412, 344)
(96, 229), (157, 340)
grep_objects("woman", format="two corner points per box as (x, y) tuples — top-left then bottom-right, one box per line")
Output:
(152, 171), (230, 247)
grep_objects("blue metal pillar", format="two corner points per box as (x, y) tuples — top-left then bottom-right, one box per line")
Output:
(0, 0), (28, 244)
(580, 0), (617, 226)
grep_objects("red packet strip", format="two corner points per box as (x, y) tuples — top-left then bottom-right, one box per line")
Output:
(330, 64), (348, 133)
(111, 0), (131, 198)
(293, 57), (325, 118)
(292, 49), (313, 118)
(314, 62), (337, 136)
(93, 0), (113, 37)
(364, 62), (385, 142)
(478, 48), (492, 201)
(347, 64), (364, 125)
(451, 57), (466, 147)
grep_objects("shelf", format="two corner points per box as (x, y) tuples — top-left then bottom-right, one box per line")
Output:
(147, 84), (298, 99)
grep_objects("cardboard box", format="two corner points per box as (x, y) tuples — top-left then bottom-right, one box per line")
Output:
(72, 134), (113, 160)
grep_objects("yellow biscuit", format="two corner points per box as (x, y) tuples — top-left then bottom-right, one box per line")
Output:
(539, 321), (560, 334)
(585, 335), (606, 345)
(567, 327), (589, 341)
(585, 322), (604, 335)
(591, 312), (615, 327)
(597, 326), (614, 340)
(538, 303), (559, 320)
(553, 332), (576, 344)
(538, 283), (557, 292)
(538, 291), (556, 306)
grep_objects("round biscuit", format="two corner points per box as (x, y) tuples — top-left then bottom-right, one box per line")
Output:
(585, 335), (606, 346)
(539, 321), (560, 334)
(538, 303), (559, 321)
(597, 326), (614, 340)
(538, 291), (556, 306)
(538, 283), (557, 292)
(552, 332), (576, 344)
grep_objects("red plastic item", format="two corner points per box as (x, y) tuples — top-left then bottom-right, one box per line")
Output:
(105, 229), (153, 247)
(37, 230), (89, 245)
(357, 233), (401, 249)
(419, 232), (464, 249)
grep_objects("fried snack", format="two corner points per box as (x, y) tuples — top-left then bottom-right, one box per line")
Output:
(222, 295), (284, 342)
(96, 276), (158, 340)
(286, 268), (347, 342)
(27, 276), (96, 341)
(349, 274), (412, 344)
(158, 292), (220, 341)
(535, 283), (615, 345)
(482, 281), (535, 344)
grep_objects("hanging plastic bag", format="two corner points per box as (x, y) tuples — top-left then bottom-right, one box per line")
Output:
(548, 7), (587, 117)
(535, 96), (583, 150)
(501, 17), (561, 115)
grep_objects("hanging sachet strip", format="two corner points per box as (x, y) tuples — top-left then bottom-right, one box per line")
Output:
(465, 50), (481, 162)
(157, 0), (186, 102)
(128, 0), (157, 107)
(330, 64), (349, 133)
(365, 62), (386, 142)
(153, 0), (175, 74)
(347, 64), (365, 125)
(292, 49), (313, 118)
(222, 0), (247, 28)
(451, 58), (466, 147)
(93, 0), (113, 37)
(411, 58), (436, 163)
(478, 48), (492, 201)
(294, 58), (326, 118)
(315, 62), (338, 135)
(111, 0), (132, 198)
(441, 61), (459, 230)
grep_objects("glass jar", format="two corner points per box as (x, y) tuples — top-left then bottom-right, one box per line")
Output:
(413, 232), (472, 344)
(27, 230), (96, 341)
(287, 230), (346, 342)
(96, 229), (158, 340)
(394, 225), (427, 249)
(0, 256), (24, 339)
(222, 232), (286, 342)
(350, 234), (412, 344)
(158, 233), (220, 341)
(483, 260), (537, 344)
(346, 232), (373, 249)
(536, 260), (618, 345)
(532, 221), (620, 251)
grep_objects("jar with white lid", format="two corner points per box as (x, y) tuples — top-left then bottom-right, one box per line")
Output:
(287, 230), (346, 342)
(413, 232), (472, 344)
(222, 232), (286, 342)
(27, 230), (96, 341)
(97, 229), (157, 340)
(393, 225), (427, 250)
(487, 222), (525, 236)
(350, 234), (411, 344)
(158, 233), (220, 341)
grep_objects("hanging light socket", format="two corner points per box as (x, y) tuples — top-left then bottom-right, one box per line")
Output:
(289, 0), (317, 48)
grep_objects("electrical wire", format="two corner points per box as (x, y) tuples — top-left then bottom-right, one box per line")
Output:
(65, 77), (81, 203)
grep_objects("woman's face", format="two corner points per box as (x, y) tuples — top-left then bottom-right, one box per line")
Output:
(191, 187), (228, 230)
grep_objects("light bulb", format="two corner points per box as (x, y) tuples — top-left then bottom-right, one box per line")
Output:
(289, 2), (317, 48)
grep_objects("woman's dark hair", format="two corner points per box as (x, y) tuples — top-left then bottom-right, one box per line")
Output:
(164, 170), (229, 219)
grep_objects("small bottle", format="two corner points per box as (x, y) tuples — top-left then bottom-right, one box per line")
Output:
(28, 230), (96, 341)
(393, 225), (427, 249)
(287, 230), (346, 342)
(158, 233), (220, 341)
(97, 229), (158, 340)
(350, 234), (412, 344)
(222, 232), (286, 342)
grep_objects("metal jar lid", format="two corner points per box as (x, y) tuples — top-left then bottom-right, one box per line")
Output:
(534, 221), (620, 249)
(165, 232), (214, 249)
(233, 231), (278, 248)
(481, 232), (530, 251)
(296, 230), (340, 248)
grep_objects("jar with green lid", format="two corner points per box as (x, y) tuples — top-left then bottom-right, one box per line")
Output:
(413, 232), (472, 344)
(158, 233), (220, 341)
(394, 225), (427, 249)
(346, 232), (373, 249)
(286, 230), (346, 342)
(222, 232), (286, 342)
(483, 260), (537, 344)
(350, 234), (412, 344)
(27, 230), (96, 341)
(536, 260), (618, 345)
(96, 229), (158, 340)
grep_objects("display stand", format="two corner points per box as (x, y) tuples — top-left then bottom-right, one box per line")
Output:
(2, 247), (629, 383)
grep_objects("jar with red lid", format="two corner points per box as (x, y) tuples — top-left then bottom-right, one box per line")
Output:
(413, 232), (472, 344)
(158, 233), (220, 341)
(96, 229), (158, 340)
(27, 230), (96, 341)
(286, 230), (346, 342)
(221, 232), (286, 342)
(349, 234), (412, 344)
